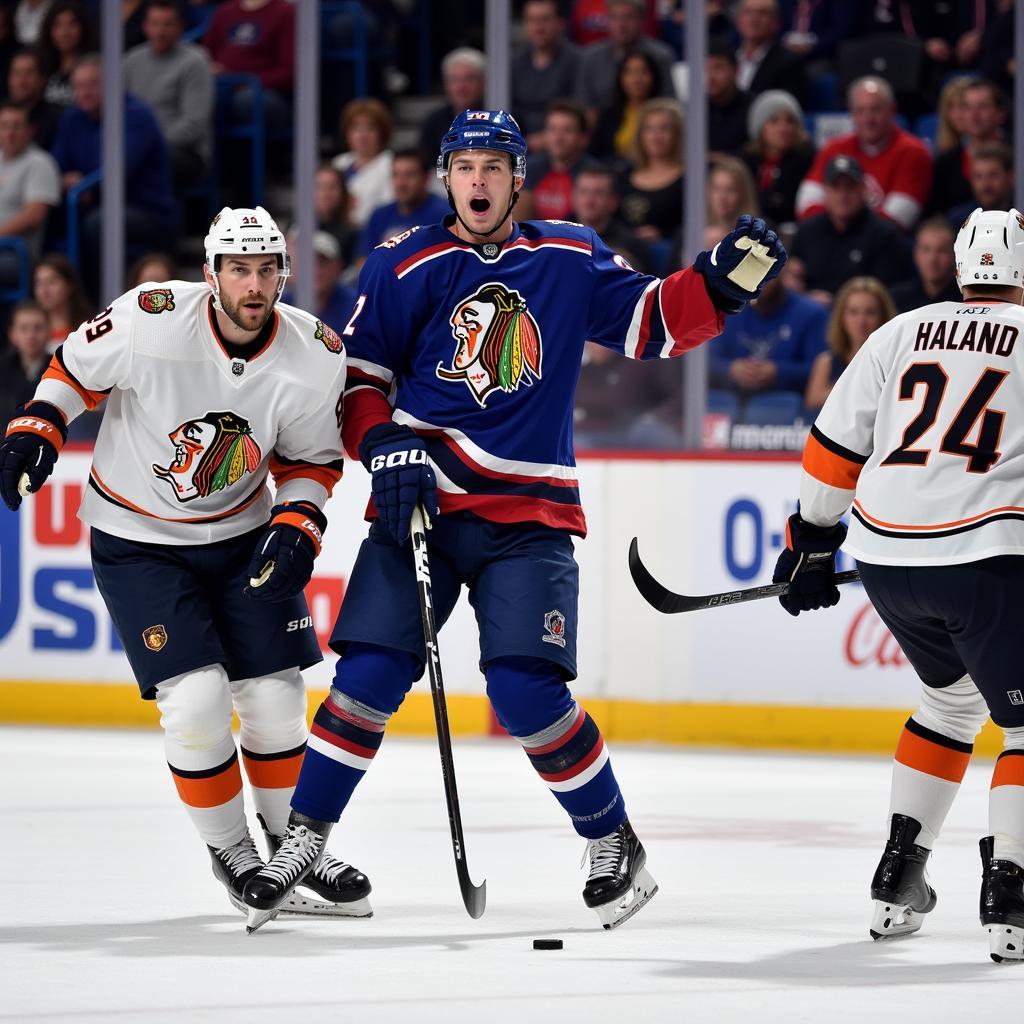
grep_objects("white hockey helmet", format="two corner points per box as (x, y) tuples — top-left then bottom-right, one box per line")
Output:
(203, 206), (290, 307)
(954, 208), (1024, 292)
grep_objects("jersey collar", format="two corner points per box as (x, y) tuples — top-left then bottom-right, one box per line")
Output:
(205, 297), (279, 364)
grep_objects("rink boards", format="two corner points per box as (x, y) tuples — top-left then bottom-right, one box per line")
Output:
(0, 449), (1004, 754)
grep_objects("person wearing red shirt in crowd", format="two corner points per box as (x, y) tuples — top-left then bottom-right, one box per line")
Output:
(204, 0), (294, 133)
(520, 99), (596, 222)
(796, 76), (932, 232)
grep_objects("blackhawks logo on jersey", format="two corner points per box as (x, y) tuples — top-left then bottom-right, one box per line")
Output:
(138, 288), (175, 314)
(314, 319), (343, 353)
(436, 282), (542, 407)
(152, 411), (262, 502)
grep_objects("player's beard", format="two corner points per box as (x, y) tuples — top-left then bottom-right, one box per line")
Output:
(220, 290), (274, 334)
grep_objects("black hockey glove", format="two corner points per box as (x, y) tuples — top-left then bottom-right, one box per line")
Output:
(694, 215), (787, 312)
(244, 500), (327, 602)
(772, 512), (847, 617)
(360, 422), (439, 544)
(0, 401), (67, 512)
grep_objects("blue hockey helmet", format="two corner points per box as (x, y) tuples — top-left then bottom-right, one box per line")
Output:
(437, 109), (527, 181)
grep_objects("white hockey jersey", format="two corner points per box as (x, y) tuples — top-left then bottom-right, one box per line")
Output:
(799, 298), (1024, 565)
(34, 281), (347, 545)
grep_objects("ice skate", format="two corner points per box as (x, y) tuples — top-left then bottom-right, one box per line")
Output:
(979, 836), (1024, 964)
(208, 830), (265, 914)
(869, 813), (937, 940)
(259, 814), (373, 919)
(582, 818), (658, 930)
(243, 812), (331, 933)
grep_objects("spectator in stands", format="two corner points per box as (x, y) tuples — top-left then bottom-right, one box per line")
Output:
(788, 154), (911, 302)
(127, 251), (176, 288)
(511, 0), (580, 147)
(282, 230), (357, 333)
(314, 163), (358, 268)
(805, 276), (896, 410)
(520, 99), (595, 220)
(735, 0), (806, 104)
(796, 76), (932, 231)
(706, 37), (750, 158)
(418, 47), (486, 156)
(616, 98), (684, 243)
(934, 75), (972, 155)
(14, 0), (53, 46)
(332, 98), (394, 230)
(575, 0), (675, 116)
(0, 101), (59, 272)
(7, 48), (61, 149)
(124, 0), (213, 190)
(359, 148), (449, 258)
(947, 142), (1015, 229)
(570, 163), (653, 273)
(777, 0), (858, 64)
(204, 0), (295, 135)
(33, 252), (91, 351)
(708, 274), (827, 416)
(589, 50), (663, 163)
(570, 0), (662, 45)
(889, 217), (960, 313)
(978, 0), (1014, 97)
(51, 55), (177, 300)
(930, 78), (1007, 218)
(573, 341), (682, 449)
(37, 1), (94, 109)
(705, 156), (759, 248)
(742, 89), (813, 229)
(0, 300), (49, 415)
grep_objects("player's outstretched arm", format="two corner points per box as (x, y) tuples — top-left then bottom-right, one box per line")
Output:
(244, 501), (328, 602)
(694, 215), (788, 313)
(0, 401), (67, 511)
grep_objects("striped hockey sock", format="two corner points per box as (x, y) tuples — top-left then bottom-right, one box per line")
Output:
(291, 689), (388, 823)
(889, 717), (973, 848)
(167, 742), (246, 849)
(240, 742), (306, 837)
(990, 749), (1024, 868)
(516, 705), (626, 839)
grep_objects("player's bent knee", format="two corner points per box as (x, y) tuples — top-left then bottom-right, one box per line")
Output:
(154, 664), (233, 749)
(917, 674), (990, 744)
(484, 655), (574, 737)
(334, 642), (419, 716)
(231, 667), (308, 751)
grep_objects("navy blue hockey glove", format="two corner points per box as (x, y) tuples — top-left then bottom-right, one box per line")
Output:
(772, 512), (847, 617)
(244, 500), (327, 602)
(694, 215), (787, 311)
(0, 401), (66, 512)
(360, 422), (439, 544)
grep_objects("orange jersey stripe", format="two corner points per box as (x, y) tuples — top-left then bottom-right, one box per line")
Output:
(41, 362), (106, 411)
(895, 728), (971, 783)
(241, 750), (304, 789)
(992, 752), (1024, 789)
(802, 432), (863, 490)
(269, 456), (343, 497)
(853, 499), (1024, 532)
(170, 760), (243, 809)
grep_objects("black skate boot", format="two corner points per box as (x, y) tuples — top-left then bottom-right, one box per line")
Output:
(582, 818), (658, 930)
(258, 813), (372, 919)
(208, 829), (265, 914)
(979, 835), (1024, 964)
(869, 813), (937, 939)
(242, 811), (331, 933)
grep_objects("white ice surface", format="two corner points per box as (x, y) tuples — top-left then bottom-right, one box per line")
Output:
(2, 727), (1022, 1023)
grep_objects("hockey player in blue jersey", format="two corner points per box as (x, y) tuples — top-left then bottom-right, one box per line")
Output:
(243, 110), (786, 930)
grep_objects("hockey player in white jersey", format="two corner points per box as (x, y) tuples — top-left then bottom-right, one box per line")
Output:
(772, 207), (1024, 962)
(0, 207), (372, 918)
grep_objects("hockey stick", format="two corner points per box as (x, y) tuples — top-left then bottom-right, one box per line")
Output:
(410, 504), (487, 919)
(628, 537), (861, 614)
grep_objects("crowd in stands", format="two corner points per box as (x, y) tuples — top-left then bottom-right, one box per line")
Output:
(0, 0), (1017, 452)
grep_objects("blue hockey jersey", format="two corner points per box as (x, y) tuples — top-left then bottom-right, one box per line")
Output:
(342, 217), (725, 535)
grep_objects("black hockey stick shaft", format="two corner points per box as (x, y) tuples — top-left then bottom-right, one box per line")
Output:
(410, 506), (486, 919)
(629, 537), (861, 614)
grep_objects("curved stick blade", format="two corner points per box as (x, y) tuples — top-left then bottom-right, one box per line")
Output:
(628, 537), (690, 613)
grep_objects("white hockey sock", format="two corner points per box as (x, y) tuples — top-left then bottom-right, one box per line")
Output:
(990, 729), (1024, 868)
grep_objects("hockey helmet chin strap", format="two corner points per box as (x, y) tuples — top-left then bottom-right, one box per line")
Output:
(445, 179), (521, 243)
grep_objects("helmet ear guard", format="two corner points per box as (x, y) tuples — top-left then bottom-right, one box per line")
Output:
(954, 208), (1024, 292)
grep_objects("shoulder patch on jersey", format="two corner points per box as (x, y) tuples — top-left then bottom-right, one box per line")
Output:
(436, 281), (542, 407)
(377, 224), (425, 250)
(314, 319), (344, 354)
(545, 219), (584, 227)
(138, 288), (175, 315)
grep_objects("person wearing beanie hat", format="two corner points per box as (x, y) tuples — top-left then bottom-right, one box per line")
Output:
(742, 88), (813, 227)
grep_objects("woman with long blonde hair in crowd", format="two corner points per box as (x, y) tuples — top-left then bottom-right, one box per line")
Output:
(704, 156), (759, 249)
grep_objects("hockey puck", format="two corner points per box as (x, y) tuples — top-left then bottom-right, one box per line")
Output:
(532, 939), (563, 950)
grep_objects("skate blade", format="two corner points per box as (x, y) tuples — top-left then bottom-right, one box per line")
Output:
(987, 923), (1024, 963)
(279, 893), (374, 919)
(869, 899), (925, 940)
(245, 905), (281, 934)
(594, 867), (658, 931)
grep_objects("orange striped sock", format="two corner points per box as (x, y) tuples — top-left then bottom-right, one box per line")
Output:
(895, 718), (973, 783)
(168, 749), (246, 849)
(241, 743), (306, 837)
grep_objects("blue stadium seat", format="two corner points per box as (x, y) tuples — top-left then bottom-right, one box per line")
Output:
(183, 5), (215, 43)
(914, 113), (939, 147)
(707, 389), (740, 420)
(742, 391), (805, 426)
(648, 239), (673, 278)
(0, 237), (30, 303)
(808, 72), (839, 113)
